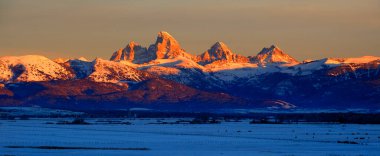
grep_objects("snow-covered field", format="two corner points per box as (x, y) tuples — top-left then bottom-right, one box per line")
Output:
(1, 118), (380, 156)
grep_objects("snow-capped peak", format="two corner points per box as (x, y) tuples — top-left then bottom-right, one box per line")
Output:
(258, 45), (284, 55)
(197, 42), (249, 65)
(210, 42), (234, 56)
(212, 41), (231, 52)
(147, 31), (194, 61)
(250, 45), (299, 65)
(157, 31), (175, 41)
(151, 31), (182, 56)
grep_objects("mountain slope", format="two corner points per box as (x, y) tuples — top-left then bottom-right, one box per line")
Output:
(138, 56), (223, 90)
(0, 79), (260, 111)
(87, 58), (153, 83)
(59, 58), (154, 83)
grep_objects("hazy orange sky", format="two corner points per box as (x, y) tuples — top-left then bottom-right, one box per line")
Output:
(0, 0), (379, 61)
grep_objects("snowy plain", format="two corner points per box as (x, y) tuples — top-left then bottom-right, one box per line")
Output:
(1, 118), (380, 156)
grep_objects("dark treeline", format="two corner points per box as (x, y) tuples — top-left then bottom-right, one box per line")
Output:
(247, 113), (380, 124)
(1, 109), (380, 124)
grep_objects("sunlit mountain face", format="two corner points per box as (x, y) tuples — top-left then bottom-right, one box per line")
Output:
(0, 31), (379, 112)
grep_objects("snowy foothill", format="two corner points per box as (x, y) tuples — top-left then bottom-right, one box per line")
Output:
(0, 55), (73, 82)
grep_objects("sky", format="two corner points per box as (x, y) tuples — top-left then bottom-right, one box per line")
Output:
(0, 0), (379, 61)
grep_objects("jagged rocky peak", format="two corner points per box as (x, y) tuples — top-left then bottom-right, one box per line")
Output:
(250, 45), (299, 65)
(148, 31), (194, 60)
(110, 31), (194, 63)
(110, 48), (124, 61)
(110, 41), (147, 62)
(197, 41), (249, 65)
(210, 42), (233, 56)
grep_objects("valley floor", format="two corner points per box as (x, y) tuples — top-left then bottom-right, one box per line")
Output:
(1, 118), (380, 156)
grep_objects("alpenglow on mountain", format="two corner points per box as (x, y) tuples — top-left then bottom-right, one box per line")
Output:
(197, 42), (249, 65)
(110, 31), (194, 63)
(1, 31), (380, 112)
(249, 45), (299, 65)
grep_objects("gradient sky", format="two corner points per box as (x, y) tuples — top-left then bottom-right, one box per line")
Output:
(0, 0), (379, 61)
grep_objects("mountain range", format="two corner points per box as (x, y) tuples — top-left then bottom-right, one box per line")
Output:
(1, 31), (379, 112)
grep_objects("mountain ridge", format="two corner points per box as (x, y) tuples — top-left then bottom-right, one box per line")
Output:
(1, 31), (380, 111)
(109, 32), (306, 66)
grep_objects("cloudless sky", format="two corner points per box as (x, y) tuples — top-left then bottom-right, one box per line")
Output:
(0, 0), (379, 61)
